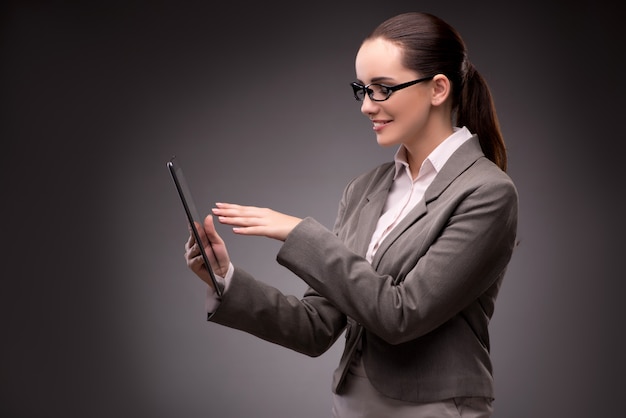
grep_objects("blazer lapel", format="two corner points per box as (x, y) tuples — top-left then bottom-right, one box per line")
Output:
(371, 136), (485, 268)
(370, 197), (428, 269)
(352, 168), (395, 257)
(423, 136), (484, 204)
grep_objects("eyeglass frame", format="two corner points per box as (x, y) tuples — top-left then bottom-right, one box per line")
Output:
(350, 75), (435, 102)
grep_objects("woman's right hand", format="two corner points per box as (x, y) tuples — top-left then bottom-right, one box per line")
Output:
(184, 215), (231, 289)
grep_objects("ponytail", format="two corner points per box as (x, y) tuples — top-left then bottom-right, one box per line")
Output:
(457, 63), (508, 172)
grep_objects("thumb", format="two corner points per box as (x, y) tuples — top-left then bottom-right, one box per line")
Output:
(203, 214), (223, 245)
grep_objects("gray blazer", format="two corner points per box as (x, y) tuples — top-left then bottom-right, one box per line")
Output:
(209, 136), (518, 403)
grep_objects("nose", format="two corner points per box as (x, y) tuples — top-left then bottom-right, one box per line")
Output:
(360, 94), (378, 116)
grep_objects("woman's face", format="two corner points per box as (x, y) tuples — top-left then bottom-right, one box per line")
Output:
(354, 37), (433, 148)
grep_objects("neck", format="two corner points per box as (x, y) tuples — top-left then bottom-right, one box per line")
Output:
(403, 123), (454, 179)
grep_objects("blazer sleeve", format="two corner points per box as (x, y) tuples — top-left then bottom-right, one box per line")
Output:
(276, 161), (518, 345)
(206, 177), (360, 357)
(208, 265), (347, 357)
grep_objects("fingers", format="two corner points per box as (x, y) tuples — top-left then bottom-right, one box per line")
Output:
(213, 202), (264, 216)
(202, 212), (219, 235)
(212, 202), (257, 218)
(212, 203), (266, 227)
(211, 202), (302, 241)
(184, 228), (205, 268)
(184, 233), (200, 261)
(203, 214), (228, 246)
(183, 213), (231, 286)
(185, 229), (196, 252)
(186, 249), (203, 269)
(184, 240), (203, 271)
(213, 206), (268, 236)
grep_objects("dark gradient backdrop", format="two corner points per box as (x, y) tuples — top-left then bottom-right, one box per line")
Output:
(2, 1), (624, 417)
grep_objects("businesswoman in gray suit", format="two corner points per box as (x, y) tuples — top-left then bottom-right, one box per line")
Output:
(185, 11), (518, 418)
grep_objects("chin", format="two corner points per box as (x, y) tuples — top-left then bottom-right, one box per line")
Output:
(375, 134), (399, 148)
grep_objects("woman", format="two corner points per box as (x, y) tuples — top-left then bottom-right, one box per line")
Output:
(185, 11), (518, 417)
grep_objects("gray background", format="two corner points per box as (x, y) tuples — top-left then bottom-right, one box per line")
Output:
(2, 0), (624, 417)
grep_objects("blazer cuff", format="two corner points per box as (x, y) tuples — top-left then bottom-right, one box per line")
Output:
(205, 262), (234, 318)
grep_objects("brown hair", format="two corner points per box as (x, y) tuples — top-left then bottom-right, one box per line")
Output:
(366, 12), (507, 171)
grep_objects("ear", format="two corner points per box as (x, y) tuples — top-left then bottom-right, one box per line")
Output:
(431, 74), (451, 107)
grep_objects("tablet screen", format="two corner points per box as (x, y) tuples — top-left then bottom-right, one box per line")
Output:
(167, 156), (223, 297)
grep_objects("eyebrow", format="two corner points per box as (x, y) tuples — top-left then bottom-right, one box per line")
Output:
(356, 76), (397, 84)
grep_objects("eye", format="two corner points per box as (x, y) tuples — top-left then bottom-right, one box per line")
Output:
(377, 85), (392, 95)
(369, 84), (392, 100)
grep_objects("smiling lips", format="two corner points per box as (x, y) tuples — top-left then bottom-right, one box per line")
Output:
(372, 120), (392, 132)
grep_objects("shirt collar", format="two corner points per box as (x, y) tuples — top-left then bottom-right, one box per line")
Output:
(393, 126), (473, 180)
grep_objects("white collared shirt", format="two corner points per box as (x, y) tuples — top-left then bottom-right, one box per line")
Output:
(366, 126), (473, 262)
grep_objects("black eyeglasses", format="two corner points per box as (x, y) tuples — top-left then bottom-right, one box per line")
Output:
(350, 75), (435, 102)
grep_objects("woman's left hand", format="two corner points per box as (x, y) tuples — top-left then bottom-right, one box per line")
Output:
(212, 202), (302, 241)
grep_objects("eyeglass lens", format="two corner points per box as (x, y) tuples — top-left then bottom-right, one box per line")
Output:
(353, 84), (391, 101)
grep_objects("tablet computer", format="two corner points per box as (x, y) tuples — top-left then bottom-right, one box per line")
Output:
(167, 156), (223, 297)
